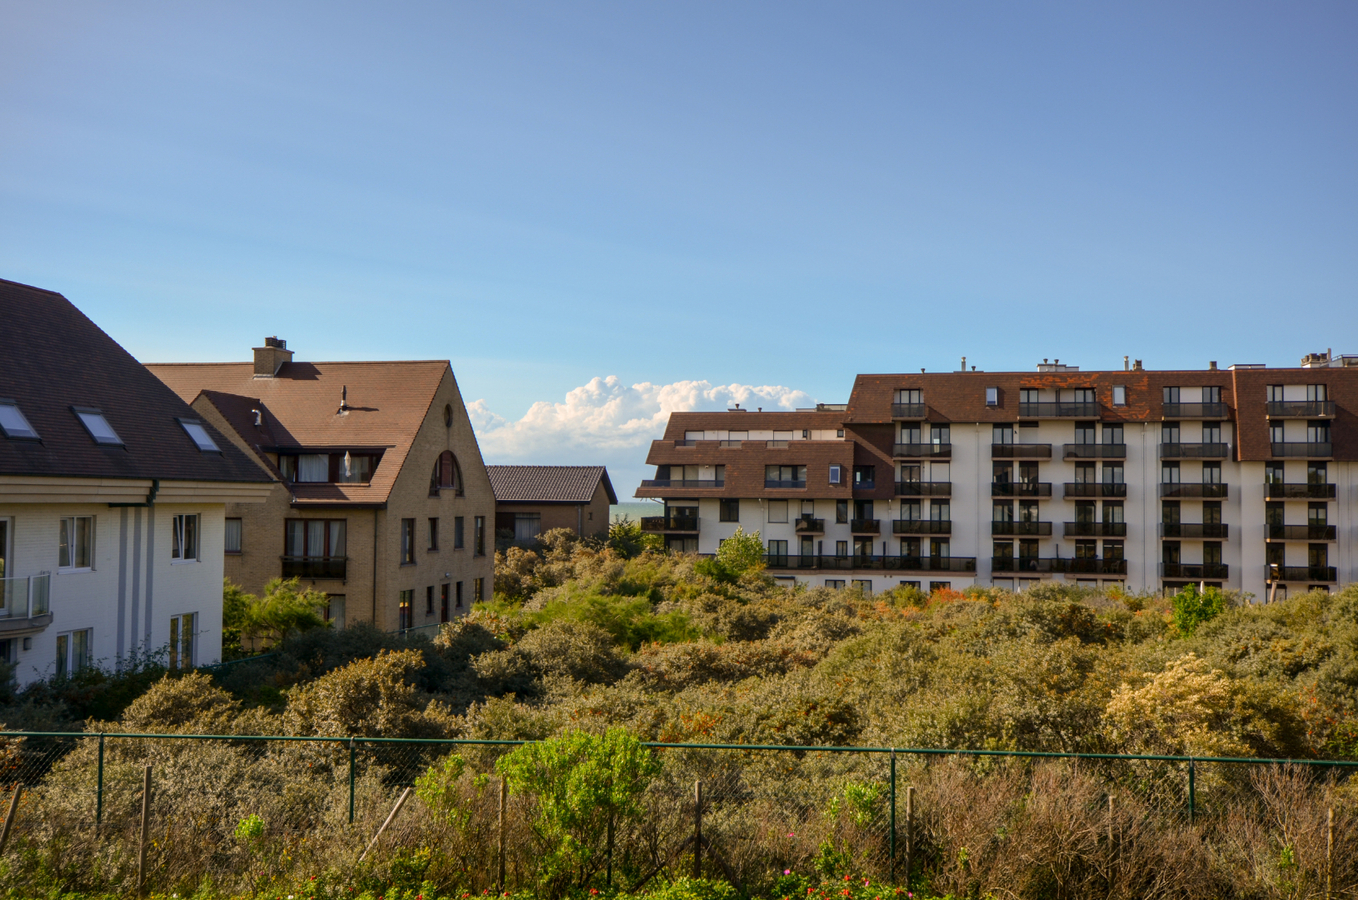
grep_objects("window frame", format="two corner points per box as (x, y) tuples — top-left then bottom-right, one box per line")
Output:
(72, 407), (123, 446)
(171, 514), (200, 563)
(58, 516), (94, 572)
(177, 418), (221, 453)
(55, 628), (93, 678)
(400, 518), (416, 565)
(428, 517), (439, 552)
(0, 399), (40, 440)
(168, 613), (196, 670)
(474, 516), (486, 556)
(224, 517), (243, 555)
(454, 516), (465, 550)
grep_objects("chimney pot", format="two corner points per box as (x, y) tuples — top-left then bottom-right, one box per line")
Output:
(1209, 361), (1217, 370)
(253, 336), (293, 377)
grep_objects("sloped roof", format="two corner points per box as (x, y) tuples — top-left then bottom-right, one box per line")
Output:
(147, 359), (450, 505)
(0, 278), (270, 484)
(486, 465), (617, 504)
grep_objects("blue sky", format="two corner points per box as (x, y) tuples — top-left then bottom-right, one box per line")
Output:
(2, 2), (1355, 493)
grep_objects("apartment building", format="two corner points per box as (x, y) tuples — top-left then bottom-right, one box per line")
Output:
(0, 279), (273, 685)
(148, 339), (495, 632)
(637, 355), (1358, 599)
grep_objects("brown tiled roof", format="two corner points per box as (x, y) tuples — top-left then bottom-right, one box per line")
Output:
(147, 359), (451, 505)
(487, 465), (617, 504)
(0, 278), (270, 485)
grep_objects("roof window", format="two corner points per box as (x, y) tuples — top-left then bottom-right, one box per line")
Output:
(73, 407), (123, 446)
(178, 418), (221, 452)
(0, 400), (40, 440)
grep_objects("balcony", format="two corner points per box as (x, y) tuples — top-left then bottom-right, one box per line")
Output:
(1268, 565), (1337, 583)
(992, 481), (1052, 497)
(1160, 443), (1230, 459)
(1064, 444), (1127, 459)
(639, 478), (725, 490)
(896, 481), (952, 497)
(1266, 524), (1337, 541)
(991, 521), (1052, 536)
(1160, 483), (1229, 499)
(0, 573), (52, 635)
(1063, 483), (1127, 498)
(1161, 563), (1230, 580)
(893, 443), (952, 458)
(1271, 442), (1332, 459)
(853, 480), (876, 491)
(992, 557), (1127, 575)
(281, 556), (348, 579)
(1160, 523), (1229, 538)
(763, 555), (976, 573)
(892, 403), (926, 418)
(990, 443), (1052, 459)
(764, 479), (807, 489)
(640, 516), (699, 533)
(1064, 522), (1127, 537)
(850, 518), (881, 534)
(893, 519), (951, 535)
(1265, 483), (1337, 499)
(1163, 402), (1227, 418)
(1018, 401), (1100, 418)
(718, 440), (743, 448)
(794, 517), (825, 534)
(1267, 400), (1336, 418)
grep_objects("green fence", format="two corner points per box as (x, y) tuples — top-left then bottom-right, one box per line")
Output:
(0, 731), (1354, 898)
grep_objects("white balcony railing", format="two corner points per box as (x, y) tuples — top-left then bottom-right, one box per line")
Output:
(0, 572), (52, 620)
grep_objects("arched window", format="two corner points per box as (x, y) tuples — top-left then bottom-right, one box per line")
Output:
(430, 450), (463, 497)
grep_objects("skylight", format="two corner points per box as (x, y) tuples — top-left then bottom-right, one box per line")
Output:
(179, 419), (221, 453)
(73, 407), (123, 446)
(0, 400), (39, 440)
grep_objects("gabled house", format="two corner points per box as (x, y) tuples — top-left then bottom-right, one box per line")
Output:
(0, 278), (273, 684)
(147, 338), (495, 632)
(487, 465), (617, 540)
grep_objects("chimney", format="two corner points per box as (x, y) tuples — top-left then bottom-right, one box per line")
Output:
(1123, 355), (1129, 371)
(1209, 361), (1217, 371)
(253, 336), (293, 377)
(1133, 359), (1143, 371)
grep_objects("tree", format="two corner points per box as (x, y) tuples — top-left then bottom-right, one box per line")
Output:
(1170, 583), (1228, 636)
(716, 526), (765, 574)
(606, 515), (663, 558)
(239, 577), (330, 648)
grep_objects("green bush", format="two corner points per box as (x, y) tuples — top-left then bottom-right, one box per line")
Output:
(1172, 583), (1228, 636)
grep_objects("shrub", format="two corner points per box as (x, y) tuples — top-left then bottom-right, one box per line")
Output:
(1172, 583), (1228, 636)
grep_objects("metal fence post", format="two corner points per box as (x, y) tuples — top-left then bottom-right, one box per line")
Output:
(693, 779), (702, 880)
(348, 739), (357, 825)
(138, 765), (152, 896)
(889, 750), (897, 882)
(96, 732), (105, 832)
(1187, 760), (1195, 825)
(498, 776), (507, 891)
(905, 785), (914, 887)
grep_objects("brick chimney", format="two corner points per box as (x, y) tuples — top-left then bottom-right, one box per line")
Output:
(253, 336), (293, 377)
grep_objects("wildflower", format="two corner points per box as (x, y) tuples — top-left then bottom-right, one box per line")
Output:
(785, 869), (792, 875)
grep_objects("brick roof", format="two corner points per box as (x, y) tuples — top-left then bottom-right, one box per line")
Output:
(486, 465), (617, 504)
(0, 278), (271, 485)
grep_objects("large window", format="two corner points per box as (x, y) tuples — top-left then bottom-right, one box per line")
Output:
(59, 516), (93, 570)
(279, 452), (380, 484)
(225, 518), (242, 554)
(514, 513), (541, 542)
(285, 520), (346, 560)
(56, 629), (92, 678)
(169, 613), (195, 670)
(171, 514), (199, 562)
(430, 451), (463, 496)
(719, 499), (740, 522)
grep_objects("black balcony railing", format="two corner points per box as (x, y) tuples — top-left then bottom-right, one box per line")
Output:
(895, 481), (952, 497)
(1162, 402), (1227, 418)
(990, 443), (1053, 459)
(1064, 521), (1128, 537)
(1159, 483), (1229, 498)
(1063, 444), (1127, 459)
(1265, 482), (1337, 499)
(1267, 400), (1336, 418)
(892, 403), (926, 418)
(280, 556), (348, 579)
(1266, 524), (1337, 541)
(850, 518), (881, 534)
(1063, 482), (1127, 498)
(1160, 443), (1230, 459)
(892, 519), (950, 535)
(893, 443), (952, 458)
(990, 521), (1053, 536)
(991, 481), (1053, 497)
(639, 479), (725, 489)
(1018, 401), (1100, 418)
(853, 481), (876, 490)
(1160, 523), (1229, 538)
(1271, 442), (1333, 458)
(764, 479), (807, 489)
(794, 518), (825, 534)
(763, 555), (976, 573)
(640, 516), (698, 532)
(1269, 565), (1337, 583)
(992, 557), (1127, 575)
(1161, 563), (1230, 580)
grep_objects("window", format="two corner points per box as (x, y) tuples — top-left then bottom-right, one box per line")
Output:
(853, 465), (875, 486)
(1072, 388), (1095, 404)
(1103, 424), (1123, 445)
(428, 518), (439, 551)
(171, 514), (199, 562)
(1308, 421), (1331, 444)
(440, 584), (450, 622)
(826, 579), (846, 589)
(55, 628), (92, 678)
(401, 519), (416, 564)
(337, 452), (376, 484)
(1203, 542), (1223, 566)
(1161, 423), (1180, 444)
(985, 387), (998, 406)
(835, 540), (849, 558)
(325, 595), (346, 629)
(454, 516), (465, 549)
(1203, 386), (1221, 404)
(929, 582), (951, 594)
(719, 499), (740, 522)
(930, 424), (950, 446)
(281, 454), (330, 483)
(426, 585), (435, 615)
(474, 517), (486, 556)
(1267, 385), (1283, 402)
(1112, 386), (1127, 407)
(430, 451), (463, 496)
(993, 540), (1014, 560)
(1102, 464), (1124, 485)
(766, 539), (789, 561)
(73, 408), (122, 446)
(514, 513), (541, 542)
(993, 462), (1013, 484)
(1308, 384), (1328, 402)
(1074, 422), (1096, 445)
(1269, 422), (1285, 444)
(930, 500), (950, 521)
(993, 424), (1014, 445)
(1307, 462), (1328, 485)
(828, 465), (842, 484)
(59, 516), (93, 570)
(993, 500), (1014, 522)
(836, 500), (849, 524)
(1072, 462), (1094, 484)
(1103, 541), (1124, 562)
(1265, 462), (1285, 484)
(285, 519), (346, 559)
(1162, 462), (1180, 484)
(1202, 462), (1222, 484)
(177, 419), (220, 452)
(1308, 503), (1328, 526)
(168, 613), (195, 669)
(836, 429), (844, 438)
(456, 581), (464, 608)
(765, 465), (807, 486)
(850, 579), (872, 596)
(900, 499), (921, 521)
(399, 591), (413, 629)
(1162, 502), (1180, 524)
(1265, 502), (1284, 526)
(1163, 386), (1180, 404)
(767, 500), (788, 523)
(473, 578), (484, 603)
(1202, 422), (1222, 444)
(0, 400), (39, 440)
(1203, 501), (1222, 525)
(1102, 502), (1123, 524)
(225, 518), (242, 554)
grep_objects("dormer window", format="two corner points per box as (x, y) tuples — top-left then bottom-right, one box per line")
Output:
(73, 407), (123, 446)
(178, 418), (221, 453)
(0, 400), (39, 440)
(279, 451), (380, 484)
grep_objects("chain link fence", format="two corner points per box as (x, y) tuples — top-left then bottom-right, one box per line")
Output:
(0, 732), (1354, 898)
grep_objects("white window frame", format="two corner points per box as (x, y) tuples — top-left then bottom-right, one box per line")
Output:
(58, 516), (94, 572)
(72, 407), (123, 446)
(169, 612), (196, 669)
(828, 465), (842, 484)
(985, 387), (998, 406)
(171, 514), (200, 563)
(56, 628), (92, 678)
(0, 400), (39, 440)
(177, 418), (221, 453)
(1112, 385), (1127, 407)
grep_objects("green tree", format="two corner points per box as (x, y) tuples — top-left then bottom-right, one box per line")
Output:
(241, 577), (330, 648)
(716, 526), (765, 574)
(222, 578), (252, 659)
(606, 515), (664, 558)
(1171, 583), (1228, 636)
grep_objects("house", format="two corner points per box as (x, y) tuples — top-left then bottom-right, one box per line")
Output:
(147, 338), (495, 631)
(487, 465), (617, 541)
(0, 278), (273, 684)
(638, 355), (1358, 599)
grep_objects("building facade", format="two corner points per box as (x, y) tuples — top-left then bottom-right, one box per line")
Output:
(637, 356), (1358, 599)
(488, 465), (617, 541)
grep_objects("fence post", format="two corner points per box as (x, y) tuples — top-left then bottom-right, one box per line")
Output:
(889, 751), (897, 882)
(0, 784), (23, 855)
(1328, 806), (1334, 900)
(693, 779), (702, 880)
(138, 765), (152, 896)
(348, 739), (356, 825)
(1107, 793), (1115, 889)
(498, 776), (507, 892)
(905, 785), (914, 888)
(1187, 760), (1195, 825)
(96, 733), (105, 833)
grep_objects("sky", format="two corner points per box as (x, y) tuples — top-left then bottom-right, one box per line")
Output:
(2, 2), (1356, 495)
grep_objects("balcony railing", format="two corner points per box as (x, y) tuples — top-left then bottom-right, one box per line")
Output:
(1161, 563), (1229, 580)
(794, 518), (825, 534)
(1267, 400), (1336, 418)
(1163, 402), (1227, 418)
(990, 443), (1052, 459)
(893, 443), (952, 458)
(1160, 523), (1229, 538)
(892, 519), (950, 535)
(0, 572), (52, 624)
(850, 518), (881, 534)
(1160, 443), (1230, 459)
(1159, 483), (1229, 499)
(1064, 444), (1127, 459)
(1063, 521), (1128, 537)
(1268, 565), (1337, 583)
(1019, 401), (1100, 418)
(764, 479), (807, 489)
(763, 555), (976, 573)
(895, 481), (952, 497)
(281, 556), (348, 579)
(640, 516), (699, 532)
(1271, 442), (1332, 458)
(993, 557), (1127, 575)
(892, 403), (926, 418)
(639, 479), (725, 489)
(1265, 482), (1337, 499)
(853, 481), (876, 490)
(1063, 482), (1127, 498)
(991, 481), (1052, 497)
(718, 440), (743, 448)
(1266, 524), (1337, 541)
(991, 521), (1052, 536)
